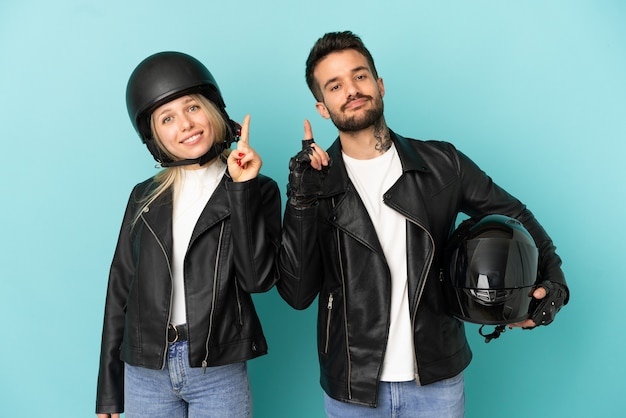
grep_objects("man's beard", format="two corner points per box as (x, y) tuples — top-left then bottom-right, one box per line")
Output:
(327, 94), (384, 132)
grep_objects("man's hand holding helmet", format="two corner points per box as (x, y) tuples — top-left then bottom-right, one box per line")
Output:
(509, 280), (568, 329)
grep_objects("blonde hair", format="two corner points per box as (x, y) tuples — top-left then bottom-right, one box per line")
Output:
(131, 94), (232, 226)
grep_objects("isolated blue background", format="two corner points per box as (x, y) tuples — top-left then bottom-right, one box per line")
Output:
(1, 1), (624, 417)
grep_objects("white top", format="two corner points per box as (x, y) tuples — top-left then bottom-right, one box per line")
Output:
(170, 161), (226, 325)
(343, 144), (416, 382)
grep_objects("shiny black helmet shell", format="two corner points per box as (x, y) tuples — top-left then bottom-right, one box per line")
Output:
(126, 51), (226, 145)
(443, 214), (539, 325)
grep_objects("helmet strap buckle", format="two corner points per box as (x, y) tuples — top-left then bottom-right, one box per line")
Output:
(479, 324), (507, 343)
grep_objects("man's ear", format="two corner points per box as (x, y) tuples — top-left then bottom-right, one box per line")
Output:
(378, 77), (385, 98)
(315, 102), (331, 119)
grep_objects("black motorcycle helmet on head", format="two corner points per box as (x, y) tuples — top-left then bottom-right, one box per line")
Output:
(443, 214), (539, 341)
(126, 51), (240, 167)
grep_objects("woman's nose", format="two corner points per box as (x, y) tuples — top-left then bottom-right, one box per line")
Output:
(179, 113), (193, 130)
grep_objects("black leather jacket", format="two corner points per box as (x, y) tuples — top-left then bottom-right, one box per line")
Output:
(96, 173), (281, 414)
(278, 131), (567, 407)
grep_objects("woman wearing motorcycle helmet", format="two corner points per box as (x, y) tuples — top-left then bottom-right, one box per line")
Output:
(96, 51), (281, 418)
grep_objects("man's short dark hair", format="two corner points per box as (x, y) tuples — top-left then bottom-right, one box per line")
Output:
(305, 31), (379, 102)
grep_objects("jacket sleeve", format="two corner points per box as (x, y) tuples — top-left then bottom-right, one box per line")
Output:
(95, 188), (138, 414)
(226, 175), (281, 293)
(276, 201), (324, 310)
(453, 145), (569, 300)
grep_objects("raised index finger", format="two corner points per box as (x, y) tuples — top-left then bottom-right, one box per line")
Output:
(239, 114), (251, 144)
(303, 119), (314, 141)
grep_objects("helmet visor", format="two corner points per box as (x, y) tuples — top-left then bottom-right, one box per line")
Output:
(455, 237), (538, 290)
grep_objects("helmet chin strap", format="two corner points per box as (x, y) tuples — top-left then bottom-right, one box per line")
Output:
(479, 324), (507, 343)
(159, 143), (224, 168)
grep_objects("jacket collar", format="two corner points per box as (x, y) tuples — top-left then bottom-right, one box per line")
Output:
(322, 129), (432, 232)
(140, 174), (231, 248)
(323, 129), (430, 196)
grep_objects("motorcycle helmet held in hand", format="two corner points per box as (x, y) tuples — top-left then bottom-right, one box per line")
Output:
(443, 214), (539, 326)
(126, 51), (238, 166)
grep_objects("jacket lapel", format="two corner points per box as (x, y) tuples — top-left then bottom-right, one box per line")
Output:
(384, 133), (432, 231)
(322, 132), (434, 235)
(140, 174), (230, 253)
(190, 175), (230, 243)
(322, 139), (382, 253)
(141, 188), (174, 258)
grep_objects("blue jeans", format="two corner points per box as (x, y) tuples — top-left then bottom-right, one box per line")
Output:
(124, 341), (252, 418)
(324, 373), (465, 418)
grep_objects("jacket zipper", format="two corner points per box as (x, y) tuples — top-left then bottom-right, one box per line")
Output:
(203, 221), (225, 372)
(336, 227), (352, 400)
(140, 208), (174, 369)
(324, 293), (334, 354)
(407, 218), (435, 386)
(330, 196), (353, 400)
(234, 279), (244, 326)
